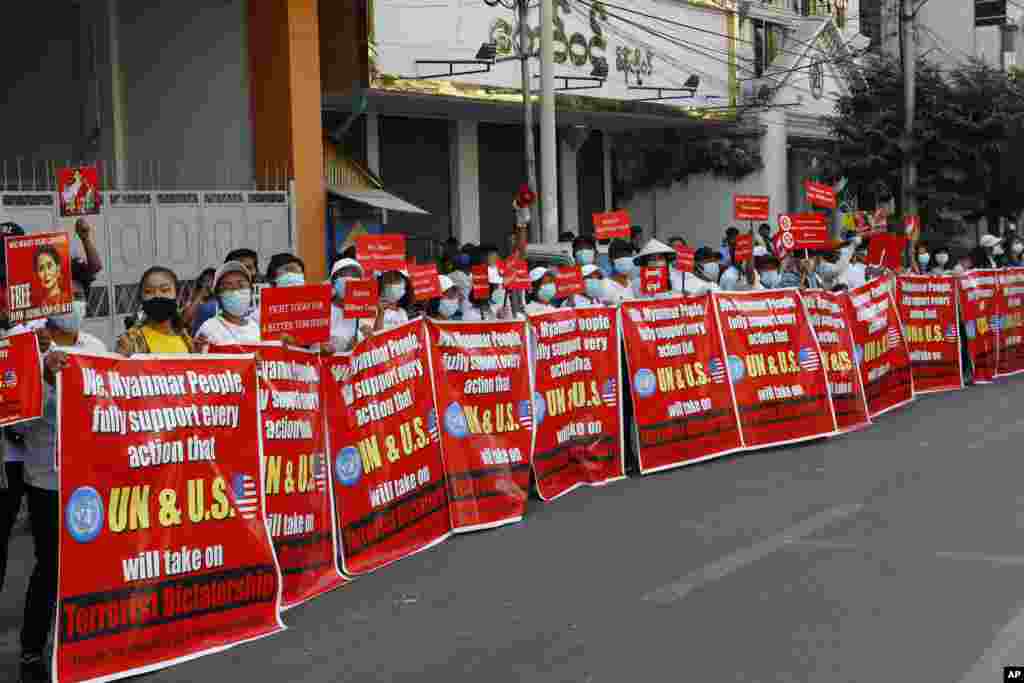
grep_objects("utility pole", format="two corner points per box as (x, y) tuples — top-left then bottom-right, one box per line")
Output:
(901, 0), (917, 224)
(540, 0), (559, 244)
(518, 0), (539, 241)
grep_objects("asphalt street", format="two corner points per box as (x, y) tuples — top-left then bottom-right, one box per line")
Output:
(4, 376), (1024, 682)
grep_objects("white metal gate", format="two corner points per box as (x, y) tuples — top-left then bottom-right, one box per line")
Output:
(0, 189), (292, 348)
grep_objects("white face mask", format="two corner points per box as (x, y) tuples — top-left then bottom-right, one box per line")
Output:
(585, 277), (606, 300)
(438, 298), (460, 319)
(382, 282), (406, 303)
(490, 287), (506, 308)
(614, 257), (636, 276)
(935, 253), (949, 266)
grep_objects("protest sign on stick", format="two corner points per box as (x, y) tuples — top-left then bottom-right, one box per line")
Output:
(6, 231), (73, 324)
(259, 284), (331, 345)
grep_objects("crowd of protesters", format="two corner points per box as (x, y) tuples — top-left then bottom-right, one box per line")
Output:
(0, 211), (1020, 681)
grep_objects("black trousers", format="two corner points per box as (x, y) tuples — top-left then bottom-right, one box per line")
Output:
(0, 460), (26, 592)
(21, 484), (58, 657)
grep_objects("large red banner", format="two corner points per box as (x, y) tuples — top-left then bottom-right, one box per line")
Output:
(321, 321), (451, 574)
(847, 279), (915, 416)
(801, 289), (871, 433)
(620, 296), (742, 473)
(528, 307), (624, 501)
(0, 330), (43, 426)
(713, 290), (837, 447)
(957, 270), (1000, 383)
(996, 267), (1024, 377)
(210, 343), (344, 607)
(895, 275), (963, 393)
(56, 353), (283, 683)
(425, 320), (532, 531)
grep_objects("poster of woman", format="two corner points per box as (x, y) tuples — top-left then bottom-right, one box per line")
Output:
(4, 232), (73, 324)
(56, 165), (101, 217)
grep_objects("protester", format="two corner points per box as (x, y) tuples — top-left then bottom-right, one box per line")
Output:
(630, 226), (644, 253)
(9, 260), (106, 683)
(117, 266), (194, 355)
(526, 267), (559, 315)
(266, 252), (306, 287)
(191, 249), (260, 335)
(754, 248), (782, 289)
(757, 223), (774, 254)
(632, 239), (677, 299)
(719, 245), (758, 291)
(930, 245), (952, 274)
(194, 261), (261, 350)
(375, 269), (412, 330)
(564, 265), (606, 307)
(573, 234), (597, 267)
(429, 275), (463, 320)
(328, 258), (366, 352)
(1007, 236), (1024, 267)
(719, 227), (740, 266)
(684, 246), (722, 295)
(604, 238), (636, 305)
(977, 234), (1003, 269)
(914, 243), (932, 274)
(954, 252), (974, 275)
(464, 265), (511, 321)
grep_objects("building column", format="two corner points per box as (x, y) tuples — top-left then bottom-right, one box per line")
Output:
(248, 0), (326, 281)
(366, 113), (380, 176)
(602, 131), (614, 211)
(449, 120), (480, 245)
(559, 133), (579, 236)
(759, 107), (788, 221)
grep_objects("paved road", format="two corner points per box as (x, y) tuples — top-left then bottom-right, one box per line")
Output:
(4, 377), (1024, 682)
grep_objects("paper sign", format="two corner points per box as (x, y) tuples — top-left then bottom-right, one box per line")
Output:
(674, 245), (695, 273)
(733, 195), (770, 222)
(866, 233), (907, 271)
(342, 277), (379, 319)
(640, 266), (669, 295)
(56, 165), (101, 217)
(555, 266), (585, 298)
(734, 234), (754, 262)
(593, 210), (631, 240)
(904, 215), (921, 239)
(502, 258), (531, 291)
(259, 283), (332, 344)
(804, 180), (837, 209)
(5, 231), (73, 324)
(471, 265), (491, 299)
(409, 263), (441, 300)
(356, 234), (406, 274)
(776, 214), (828, 252)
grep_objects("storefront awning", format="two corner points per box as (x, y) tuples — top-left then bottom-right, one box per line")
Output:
(327, 185), (429, 214)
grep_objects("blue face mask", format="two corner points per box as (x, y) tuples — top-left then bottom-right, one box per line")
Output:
(538, 283), (556, 303)
(276, 272), (305, 287)
(576, 249), (596, 266)
(585, 278), (606, 300)
(438, 298), (460, 319)
(614, 257), (636, 276)
(382, 282), (406, 304)
(220, 289), (251, 318)
(333, 278), (348, 299)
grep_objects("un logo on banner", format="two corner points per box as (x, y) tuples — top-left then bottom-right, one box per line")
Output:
(633, 368), (657, 398)
(66, 486), (104, 544)
(444, 402), (469, 439)
(727, 355), (746, 383)
(335, 447), (362, 487)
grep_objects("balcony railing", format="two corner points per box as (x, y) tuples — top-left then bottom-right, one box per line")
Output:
(755, 0), (847, 26)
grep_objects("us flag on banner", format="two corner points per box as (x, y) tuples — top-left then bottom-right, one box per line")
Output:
(945, 324), (959, 344)
(888, 325), (902, 350)
(314, 455), (328, 493)
(232, 473), (260, 520)
(427, 408), (440, 443)
(708, 357), (727, 383)
(601, 378), (617, 408)
(798, 347), (821, 372)
(518, 399), (533, 430)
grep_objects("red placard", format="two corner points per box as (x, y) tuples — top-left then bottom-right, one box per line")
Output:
(209, 343), (345, 606)
(802, 290), (871, 433)
(639, 265), (669, 296)
(57, 165), (102, 217)
(804, 180), (837, 209)
(620, 296), (743, 473)
(528, 307), (625, 500)
(470, 265), (491, 299)
(555, 266), (585, 298)
(502, 257), (531, 291)
(342, 278), (379, 319)
(56, 353), (284, 683)
(0, 331), (43, 427)
(866, 233), (907, 271)
(956, 270), (1000, 383)
(777, 214), (828, 253)
(258, 284), (331, 345)
(904, 214), (921, 239)
(996, 267), (1024, 376)
(734, 195), (770, 222)
(408, 263), (442, 301)
(5, 231), (73, 325)
(895, 275), (963, 393)
(847, 279), (916, 416)
(592, 209), (631, 240)
(674, 245), (695, 273)
(734, 234), (754, 263)
(355, 234), (406, 274)
(425, 320), (532, 531)
(322, 321), (452, 573)
(713, 290), (837, 447)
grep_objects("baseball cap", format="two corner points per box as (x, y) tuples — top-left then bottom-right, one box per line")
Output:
(213, 261), (252, 290)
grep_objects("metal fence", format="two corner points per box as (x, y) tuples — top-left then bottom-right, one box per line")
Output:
(0, 159), (291, 192)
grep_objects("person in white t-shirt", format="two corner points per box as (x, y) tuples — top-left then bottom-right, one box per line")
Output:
(683, 247), (723, 295)
(603, 239), (637, 305)
(328, 258), (367, 352)
(195, 261), (261, 351)
(525, 267), (559, 315)
(564, 264), (608, 308)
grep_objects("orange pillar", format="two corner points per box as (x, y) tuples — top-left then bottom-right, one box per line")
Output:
(248, 0), (327, 282)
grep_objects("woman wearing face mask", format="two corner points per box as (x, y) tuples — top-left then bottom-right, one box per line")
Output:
(464, 266), (511, 321)
(684, 247), (722, 295)
(327, 258), (366, 352)
(573, 235), (597, 268)
(375, 270), (412, 331)
(429, 275), (463, 320)
(526, 268), (559, 315)
(565, 265), (607, 307)
(632, 239), (678, 299)
(266, 252), (306, 288)
(8, 260), (105, 683)
(754, 251), (782, 289)
(603, 239), (637, 304)
(116, 267), (194, 355)
(194, 262), (260, 351)
(912, 244), (932, 274)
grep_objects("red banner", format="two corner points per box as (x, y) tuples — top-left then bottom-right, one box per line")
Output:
(408, 263), (441, 301)
(734, 195), (770, 222)
(321, 322), (451, 573)
(734, 234), (754, 263)
(0, 331), (43, 426)
(804, 180), (837, 209)
(6, 231), (73, 325)
(425, 320), (532, 530)
(355, 234), (406, 274)
(555, 266), (585, 298)
(342, 278), (379, 319)
(674, 245), (695, 273)
(895, 275), (963, 393)
(802, 290), (871, 432)
(639, 265), (669, 296)
(528, 307), (624, 501)
(593, 209), (631, 240)
(210, 344), (345, 607)
(713, 290), (837, 447)
(620, 296), (743, 473)
(57, 165), (102, 217)
(847, 279), (915, 416)
(997, 267), (1024, 376)
(957, 270), (1000, 383)
(259, 284), (331, 345)
(56, 353), (284, 682)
